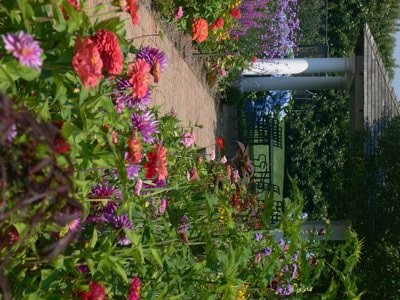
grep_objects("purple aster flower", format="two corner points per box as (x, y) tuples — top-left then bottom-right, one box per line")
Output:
(276, 284), (293, 296)
(293, 250), (299, 261)
(86, 215), (106, 223)
(177, 214), (190, 233)
(4, 124), (17, 145)
(263, 247), (272, 256)
(131, 111), (159, 143)
(76, 264), (89, 273)
(68, 218), (81, 232)
(136, 47), (167, 83)
(110, 214), (133, 246)
(255, 232), (263, 241)
(136, 46), (168, 71)
(111, 214), (133, 230)
(103, 201), (119, 215)
(89, 183), (122, 199)
(126, 164), (140, 180)
(2, 31), (43, 69)
(291, 263), (298, 279)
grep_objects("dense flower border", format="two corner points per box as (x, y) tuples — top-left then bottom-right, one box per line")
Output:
(0, 0), (362, 299)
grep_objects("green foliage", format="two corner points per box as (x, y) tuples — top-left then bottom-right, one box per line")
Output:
(327, 0), (400, 78)
(297, 0), (327, 46)
(284, 90), (350, 218)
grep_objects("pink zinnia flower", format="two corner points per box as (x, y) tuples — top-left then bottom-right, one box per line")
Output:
(233, 169), (240, 183)
(80, 281), (106, 300)
(2, 31), (43, 69)
(93, 29), (123, 75)
(175, 6), (183, 20)
(128, 59), (151, 99)
(181, 131), (196, 148)
(221, 156), (227, 164)
(127, 0), (140, 25)
(134, 178), (143, 196)
(128, 277), (140, 300)
(210, 150), (215, 161)
(187, 167), (198, 181)
(72, 37), (103, 88)
(159, 198), (167, 215)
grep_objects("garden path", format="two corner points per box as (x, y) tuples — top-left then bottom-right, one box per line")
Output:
(88, 1), (237, 155)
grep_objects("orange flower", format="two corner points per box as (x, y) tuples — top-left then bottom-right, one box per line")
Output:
(127, 58), (150, 99)
(126, 135), (143, 163)
(191, 18), (208, 43)
(144, 144), (168, 181)
(93, 29), (123, 75)
(72, 37), (103, 88)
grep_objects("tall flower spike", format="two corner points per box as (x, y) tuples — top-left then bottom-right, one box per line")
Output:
(2, 32), (43, 69)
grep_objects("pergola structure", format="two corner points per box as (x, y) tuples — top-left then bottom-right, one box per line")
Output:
(240, 24), (400, 240)
(241, 24), (399, 142)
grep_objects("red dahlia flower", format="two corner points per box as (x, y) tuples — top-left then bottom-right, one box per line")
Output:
(144, 144), (168, 181)
(191, 18), (208, 43)
(211, 18), (224, 30)
(54, 137), (71, 154)
(215, 136), (224, 149)
(128, 59), (151, 99)
(93, 29), (123, 75)
(72, 37), (103, 88)
(230, 8), (241, 19)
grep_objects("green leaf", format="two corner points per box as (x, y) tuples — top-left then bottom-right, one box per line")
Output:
(89, 228), (98, 248)
(13, 63), (40, 81)
(322, 279), (338, 300)
(94, 17), (124, 33)
(150, 248), (164, 268)
(110, 259), (129, 283)
(38, 99), (50, 121)
(0, 64), (15, 93)
(51, 1), (67, 32)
